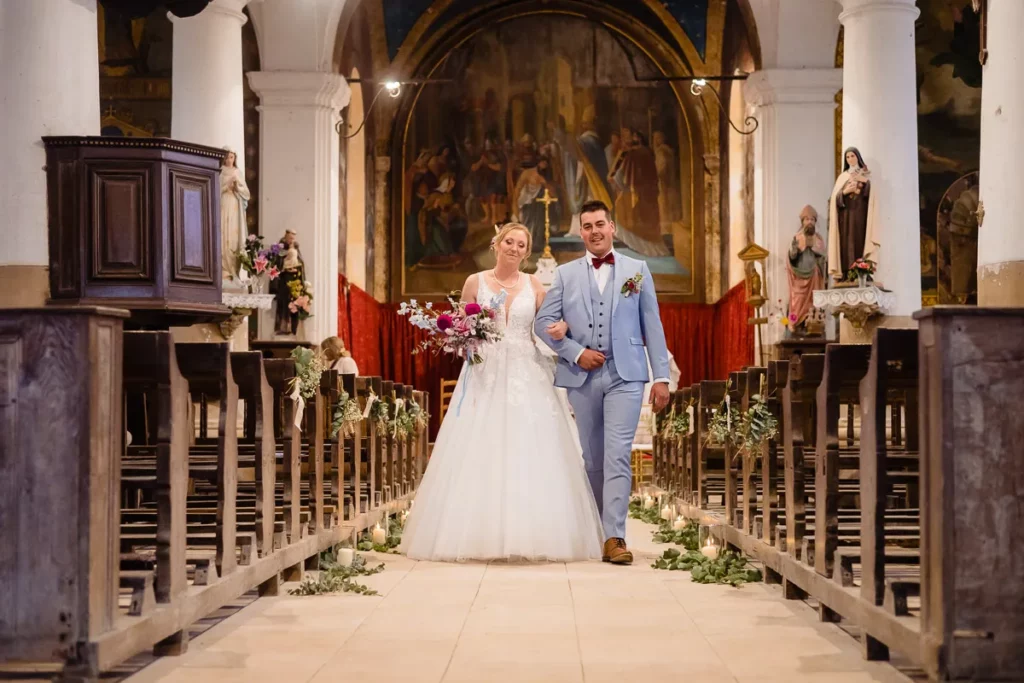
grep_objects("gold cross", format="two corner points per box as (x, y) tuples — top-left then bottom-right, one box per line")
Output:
(104, 105), (117, 118)
(535, 188), (558, 259)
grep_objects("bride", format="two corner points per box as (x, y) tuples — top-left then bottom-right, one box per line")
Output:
(400, 223), (604, 562)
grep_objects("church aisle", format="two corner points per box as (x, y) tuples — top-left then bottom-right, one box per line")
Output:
(126, 519), (915, 683)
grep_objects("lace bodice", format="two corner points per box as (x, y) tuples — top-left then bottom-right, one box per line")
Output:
(477, 274), (536, 344)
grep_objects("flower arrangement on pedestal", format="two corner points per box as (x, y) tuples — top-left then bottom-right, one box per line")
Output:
(846, 251), (877, 287)
(236, 234), (281, 293)
(287, 279), (314, 320)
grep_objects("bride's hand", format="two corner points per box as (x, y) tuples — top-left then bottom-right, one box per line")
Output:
(546, 320), (569, 340)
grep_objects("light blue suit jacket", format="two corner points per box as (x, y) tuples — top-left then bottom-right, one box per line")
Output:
(535, 253), (670, 388)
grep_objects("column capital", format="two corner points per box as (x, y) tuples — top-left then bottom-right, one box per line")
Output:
(837, 0), (920, 23)
(169, 0), (249, 25)
(247, 71), (351, 111)
(744, 69), (843, 106)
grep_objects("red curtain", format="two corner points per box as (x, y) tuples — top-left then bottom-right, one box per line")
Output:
(711, 282), (755, 380)
(339, 277), (753, 435)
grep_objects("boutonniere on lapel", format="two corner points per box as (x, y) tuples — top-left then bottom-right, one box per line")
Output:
(621, 272), (644, 297)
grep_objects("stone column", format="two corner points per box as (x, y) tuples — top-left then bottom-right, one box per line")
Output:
(0, 0), (100, 307)
(248, 71), (350, 343)
(170, 0), (249, 168)
(977, 0), (1024, 305)
(838, 0), (922, 321)
(745, 68), (843, 345)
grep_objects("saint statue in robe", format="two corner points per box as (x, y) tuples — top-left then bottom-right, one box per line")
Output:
(787, 205), (826, 331)
(273, 230), (304, 336)
(828, 147), (879, 280)
(220, 148), (250, 284)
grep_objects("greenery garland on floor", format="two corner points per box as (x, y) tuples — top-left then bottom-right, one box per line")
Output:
(288, 551), (385, 596)
(651, 519), (699, 550)
(630, 497), (761, 587)
(652, 548), (762, 587)
(628, 497), (663, 525)
(357, 514), (405, 553)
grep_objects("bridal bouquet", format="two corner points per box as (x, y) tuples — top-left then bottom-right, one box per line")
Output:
(397, 292), (504, 364)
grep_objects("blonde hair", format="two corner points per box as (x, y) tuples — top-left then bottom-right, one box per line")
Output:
(490, 222), (532, 268)
(320, 336), (350, 361)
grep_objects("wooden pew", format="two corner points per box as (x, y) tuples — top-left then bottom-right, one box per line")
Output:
(725, 371), (747, 527)
(262, 359), (302, 547)
(814, 344), (871, 578)
(761, 360), (787, 544)
(231, 351), (277, 557)
(859, 328), (919, 611)
(917, 307), (1024, 682)
(740, 366), (766, 536)
(175, 343), (241, 577)
(123, 332), (190, 602)
(782, 353), (823, 559)
(697, 380), (727, 507)
(687, 383), (700, 503)
(0, 307), (126, 673)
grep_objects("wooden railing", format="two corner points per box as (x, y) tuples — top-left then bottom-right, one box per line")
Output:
(0, 307), (429, 679)
(650, 308), (1024, 682)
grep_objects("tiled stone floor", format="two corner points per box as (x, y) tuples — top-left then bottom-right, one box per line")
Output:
(126, 519), (916, 683)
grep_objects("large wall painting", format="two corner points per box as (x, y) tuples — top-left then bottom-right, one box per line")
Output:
(400, 13), (699, 298)
(916, 0), (982, 305)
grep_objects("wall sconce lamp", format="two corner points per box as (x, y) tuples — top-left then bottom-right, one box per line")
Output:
(337, 78), (453, 139)
(687, 76), (758, 136)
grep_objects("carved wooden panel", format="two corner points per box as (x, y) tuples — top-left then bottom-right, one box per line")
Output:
(50, 160), (81, 297)
(169, 166), (215, 285)
(89, 167), (150, 280)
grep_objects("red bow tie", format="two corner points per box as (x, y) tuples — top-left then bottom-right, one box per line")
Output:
(592, 253), (615, 269)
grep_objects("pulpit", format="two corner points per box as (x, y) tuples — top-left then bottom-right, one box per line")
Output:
(43, 136), (229, 327)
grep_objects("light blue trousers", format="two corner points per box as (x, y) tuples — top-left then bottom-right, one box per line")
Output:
(566, 360), (644, 541)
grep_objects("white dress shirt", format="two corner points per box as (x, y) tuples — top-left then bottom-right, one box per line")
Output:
(571, 249), (669, 384)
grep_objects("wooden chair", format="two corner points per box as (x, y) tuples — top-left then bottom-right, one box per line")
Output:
(439, 378), (458, 418)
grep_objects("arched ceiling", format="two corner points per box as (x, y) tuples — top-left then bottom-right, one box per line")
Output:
(383, 0), (711, 64)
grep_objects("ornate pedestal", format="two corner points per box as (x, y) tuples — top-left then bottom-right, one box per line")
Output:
(220, 291), (275, 340)
(814, 285), (896, 329)
(43, 136), (229, 327)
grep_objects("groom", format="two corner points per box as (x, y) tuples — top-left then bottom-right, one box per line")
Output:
(536, 200), (670, 565)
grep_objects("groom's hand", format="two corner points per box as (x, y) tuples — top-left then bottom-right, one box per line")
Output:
(577, 349), (606, 370)
(651, 383), (670, 413)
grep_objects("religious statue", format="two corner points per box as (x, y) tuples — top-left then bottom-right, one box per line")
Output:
(787, 205), (826, 332)
(828, 146), (878, 280)
(273, 230), (305, 336)
(220, 147), (250, 284)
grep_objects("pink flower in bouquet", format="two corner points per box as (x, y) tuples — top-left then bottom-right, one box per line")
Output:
(788, 312), (798, 324)
(436, 314), (454, 331)
(254, 254), (268, 274)
(487, 308), (497, 319)
(289, 295), (310, 314)
(464, 302), (481, 316)
(268, 265), (280, 280)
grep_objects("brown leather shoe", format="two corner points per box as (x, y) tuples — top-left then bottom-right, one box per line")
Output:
(602, 538), (633, 565)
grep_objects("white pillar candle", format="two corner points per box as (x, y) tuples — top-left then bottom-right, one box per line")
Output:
(643, 495), (654, 510)
(701, 539), (719, 560)
(660, 505), (672, 521)
(337, 548), (354, 567)
(371, 524), (386, 546)
(673, 516), (686, 531)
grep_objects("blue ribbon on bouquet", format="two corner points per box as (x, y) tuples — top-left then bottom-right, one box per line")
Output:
(456, 363), (470, 416)
(454, 290), (506, 417)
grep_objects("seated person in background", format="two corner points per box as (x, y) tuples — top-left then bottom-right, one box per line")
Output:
(321, 336), (359, 375)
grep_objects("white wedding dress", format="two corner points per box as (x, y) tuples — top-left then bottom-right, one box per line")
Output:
(400, 275), (604, 562)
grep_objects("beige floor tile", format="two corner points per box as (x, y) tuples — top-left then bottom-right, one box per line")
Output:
(125, 520), (916, 683)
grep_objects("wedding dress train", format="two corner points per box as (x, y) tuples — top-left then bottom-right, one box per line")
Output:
(400, 276), (604, 562)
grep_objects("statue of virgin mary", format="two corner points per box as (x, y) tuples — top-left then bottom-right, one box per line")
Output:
(220, 147), (251, 284)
